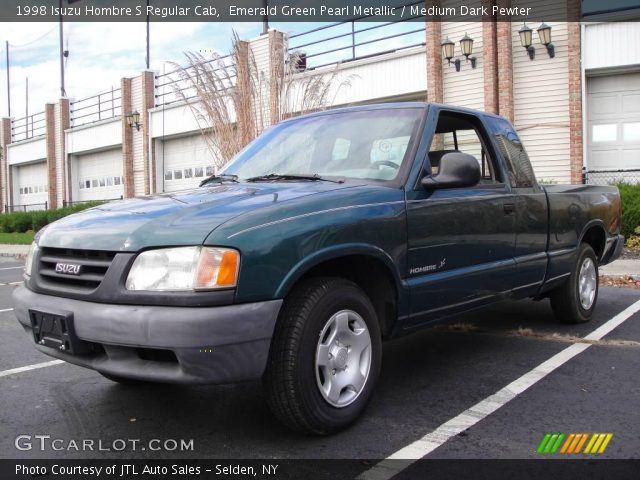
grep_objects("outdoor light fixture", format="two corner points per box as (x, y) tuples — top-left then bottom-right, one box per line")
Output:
(126, 111), (141, 131)
(441, 37), (455, 64)
(459, 33), (477, 69)
(537, 22), (555, 58)
(519, 23), (535, 60)
(441, 34), (476, 73)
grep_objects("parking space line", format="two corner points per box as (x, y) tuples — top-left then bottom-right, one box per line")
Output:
(0, 308), (14, 313)
(0, 360), (65, 378)
(360, 299), (640, 480)
(0, 266), (24, 271)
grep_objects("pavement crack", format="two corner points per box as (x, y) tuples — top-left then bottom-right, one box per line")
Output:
(435, 323), (640, 348)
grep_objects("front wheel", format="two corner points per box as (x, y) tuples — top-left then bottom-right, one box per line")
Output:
(550, 243), (599, 324)
(263, 277), (381, 435)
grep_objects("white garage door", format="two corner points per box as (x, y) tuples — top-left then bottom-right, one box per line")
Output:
(16, 161), (48, 210)
(163, 135), (216, 193)
(76, 149), (123, 201)
(587, 73), (640, 175)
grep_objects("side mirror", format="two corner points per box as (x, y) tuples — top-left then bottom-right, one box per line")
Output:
(421, 152), (480, 189)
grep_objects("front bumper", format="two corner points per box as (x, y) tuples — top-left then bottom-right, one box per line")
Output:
(12, 286), (282, 384)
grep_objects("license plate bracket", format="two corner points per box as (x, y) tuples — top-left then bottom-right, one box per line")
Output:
(29, 309), (94, 355)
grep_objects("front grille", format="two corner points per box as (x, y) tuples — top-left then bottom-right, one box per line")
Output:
(38, 247), (116, 292)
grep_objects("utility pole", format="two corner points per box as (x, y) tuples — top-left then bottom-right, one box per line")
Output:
(262, 0), (269, 34)
(59, 0), (65, 97)
(5, 40), (10, 117)
(146, 0), (150, 69)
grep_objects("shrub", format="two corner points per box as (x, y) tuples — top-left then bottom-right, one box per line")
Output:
(617, 183), (640, 240)
(0, 201), (105, 234)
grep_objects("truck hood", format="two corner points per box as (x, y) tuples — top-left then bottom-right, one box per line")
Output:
(38, 182), (359, 251)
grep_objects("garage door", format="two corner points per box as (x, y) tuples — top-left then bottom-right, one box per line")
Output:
(587, 73), (640, 175)
(76, 149), (123, 201)
(163, 135), (216, 193)
(16, 161), (48, 210)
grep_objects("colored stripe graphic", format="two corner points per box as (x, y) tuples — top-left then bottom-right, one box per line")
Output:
(542, 433), (614, 455)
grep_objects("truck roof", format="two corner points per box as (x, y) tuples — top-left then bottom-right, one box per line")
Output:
(283, 102), (507, 123)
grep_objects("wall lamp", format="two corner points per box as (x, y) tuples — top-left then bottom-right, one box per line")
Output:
(441, 33), (477, 72)
(519, 22), (555, 60)
(125, 111), (141, 131)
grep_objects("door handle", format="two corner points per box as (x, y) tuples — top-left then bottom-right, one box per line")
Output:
(503, 203), (515, 215)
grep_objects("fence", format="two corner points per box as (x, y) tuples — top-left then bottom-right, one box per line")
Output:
(62, 196), (122, 208)
(585, 169), (640, 185)
(70, 87), (122, 127)
(4, 202), (48, 212)
(155, 54), (236, 107)
(288, 1), (426, 70)
(11, 111), (46, 142)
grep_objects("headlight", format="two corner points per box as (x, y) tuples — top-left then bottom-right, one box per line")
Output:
(125, 246), (240, 291)
(24, 242), (39, 277)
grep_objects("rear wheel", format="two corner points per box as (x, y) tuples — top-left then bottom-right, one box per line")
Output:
(550, 243), (599, 324)
(263, 277), (381, 435)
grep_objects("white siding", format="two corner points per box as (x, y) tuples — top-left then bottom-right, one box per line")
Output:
(66, 118), (121, 154)
(7, 137), (47, 166)
(512, 14), (571, 183)
(584, 23), (640, 72)
(442, 16), (484, 110)
(131, 76), (145, 196)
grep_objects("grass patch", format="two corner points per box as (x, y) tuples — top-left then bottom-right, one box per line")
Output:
(0, 231), (35, 244)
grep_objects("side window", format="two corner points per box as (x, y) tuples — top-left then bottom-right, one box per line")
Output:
(429, 112), (502, 184)
(486, 117), (536, 188)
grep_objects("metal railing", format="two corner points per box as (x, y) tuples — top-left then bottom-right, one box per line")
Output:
(62, 196), (122, 208)
(4, 201), (48, 212)
(288, 1), (426, 71)
(11, 111), (46, 142)
(70, 87), (122, 127)
(585, 169), (640, 185)
(155, 54), (236, 107)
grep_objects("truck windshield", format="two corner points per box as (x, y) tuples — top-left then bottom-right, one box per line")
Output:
(222, 108), (423, 183)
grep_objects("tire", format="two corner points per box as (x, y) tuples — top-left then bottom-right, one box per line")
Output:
(550, 243), (599, 324)
(263, 277), (382, 435)
(99, 372), (146, 385)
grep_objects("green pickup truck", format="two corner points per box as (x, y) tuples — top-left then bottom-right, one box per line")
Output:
(14, 103), (623, 434)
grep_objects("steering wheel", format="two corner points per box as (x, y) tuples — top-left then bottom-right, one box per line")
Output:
(371, 160), (400, 170)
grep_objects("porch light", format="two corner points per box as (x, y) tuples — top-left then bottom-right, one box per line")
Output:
(519, 23), (535, 60)
(459, 33), (477, 69)
(126, 111), (141, 131)
(441, 37), (455, 64)
(537, 22), (555, 58)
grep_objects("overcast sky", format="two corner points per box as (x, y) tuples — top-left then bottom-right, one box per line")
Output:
(0, 21), (291, 119)
(0, 20), (423, 121)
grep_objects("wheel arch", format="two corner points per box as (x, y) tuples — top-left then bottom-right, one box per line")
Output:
(579, 220), (607, 262)
(275, 245), (403, 338)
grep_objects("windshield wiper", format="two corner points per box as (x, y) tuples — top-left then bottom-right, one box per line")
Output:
(244, 173), (344, 184)
(199, 174), (239, 186)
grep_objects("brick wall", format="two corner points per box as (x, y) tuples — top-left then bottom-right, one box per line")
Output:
(45, 104), (57, 208)
(121, 78), (134, 198)
(0, 118), (11, 210)
(567, 0), (583, 184)
(425, 1), (443, 104)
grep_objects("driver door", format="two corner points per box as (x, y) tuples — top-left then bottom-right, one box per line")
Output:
(405, 110), (517, 327)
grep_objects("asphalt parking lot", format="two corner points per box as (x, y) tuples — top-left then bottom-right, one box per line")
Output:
(1, 256), (639, 467)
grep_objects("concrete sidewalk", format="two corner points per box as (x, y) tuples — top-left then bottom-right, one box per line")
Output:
(600, 259), (640, 278)
(0, 244), (30, 258)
